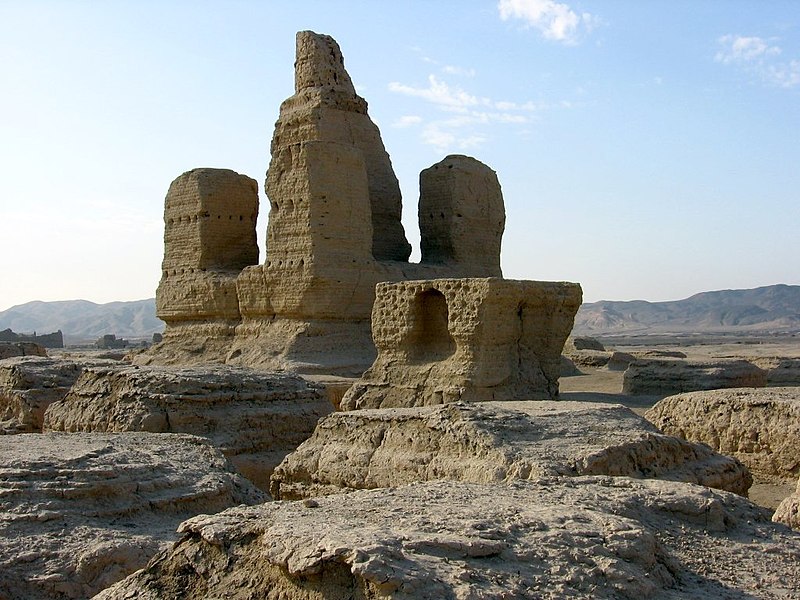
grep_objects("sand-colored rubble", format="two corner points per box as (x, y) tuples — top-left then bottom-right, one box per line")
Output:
(646, 387), (800, 484)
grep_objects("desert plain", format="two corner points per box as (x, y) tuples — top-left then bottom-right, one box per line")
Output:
(561, 333), (800, 511)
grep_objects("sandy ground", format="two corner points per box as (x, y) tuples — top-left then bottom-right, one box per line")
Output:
(560, 335), (800, 511)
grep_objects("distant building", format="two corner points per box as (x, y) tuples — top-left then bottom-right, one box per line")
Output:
(95, 334), (128, 349)
(0, 328), (64, 348)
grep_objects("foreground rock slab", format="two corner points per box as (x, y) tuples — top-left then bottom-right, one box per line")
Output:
(42, 364), (333, 489)
(646, 387), (800, 481)
(0, 432), (265, 600)
(96, 478), (800, 600)
(271, 401), (750, 500)
(623, 358), (767, 395)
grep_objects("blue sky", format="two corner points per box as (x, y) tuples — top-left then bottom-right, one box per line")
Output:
(1, 0), (798, 311)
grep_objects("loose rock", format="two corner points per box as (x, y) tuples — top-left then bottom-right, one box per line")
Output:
(774, 478), (800, 530)
(0, 356), (100, 434)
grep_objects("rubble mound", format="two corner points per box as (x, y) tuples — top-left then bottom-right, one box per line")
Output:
(42, 364), (333, 489)
(96, 478), (800, 600)
(0, 432), (265, 600)
(646, 387), (800, 481)
(271, 401), (750, 500)
(623, 358), (767, 395)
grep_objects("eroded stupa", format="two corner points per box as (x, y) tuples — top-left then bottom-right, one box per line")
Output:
(141, 31), (581, 399)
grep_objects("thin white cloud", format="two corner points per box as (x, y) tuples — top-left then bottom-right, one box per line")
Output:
(388, 76), (483, 113)
(421, 124), (456, 151)
(498, 0), (595, 45)
(388, 74), (568, 152)
(767, 59), (800, 88)
(457, 135), (487, 149)
(715, 35), (781, 64)
(442, 64), (477, 77)
(408, 47), (477, 78)
(421, 124), (487, 153)
(715, 34), (799, 88)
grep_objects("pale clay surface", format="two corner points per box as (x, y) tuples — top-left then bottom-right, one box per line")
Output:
(0, 432), (265, 600)
(270, 400), (750, 500)
(96, 478), (800, 600)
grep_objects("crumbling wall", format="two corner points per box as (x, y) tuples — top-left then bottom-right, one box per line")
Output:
(156, 168), (259, 325)
(0, 329), (63, 348)
(340, 278), (582, 409)
(419, 155), (505, 275)
(277, 31), (410, 262)
(143, 31), (579, 377)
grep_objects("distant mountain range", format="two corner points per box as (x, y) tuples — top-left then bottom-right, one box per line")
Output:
(574, 284), (800, 335)
(0, 299), (162, 344)
(1, 284), (798, 344)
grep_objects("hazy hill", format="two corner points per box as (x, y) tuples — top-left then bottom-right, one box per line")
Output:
(575, 284), (800, 335)
(2, 284), (797, 344)
(0, 299), (163, 343)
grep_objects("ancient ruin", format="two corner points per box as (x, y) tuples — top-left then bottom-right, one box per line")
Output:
(0, 328), (63, 348)
(341, 278), (581, 409)
(140, 31), (577, 380)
